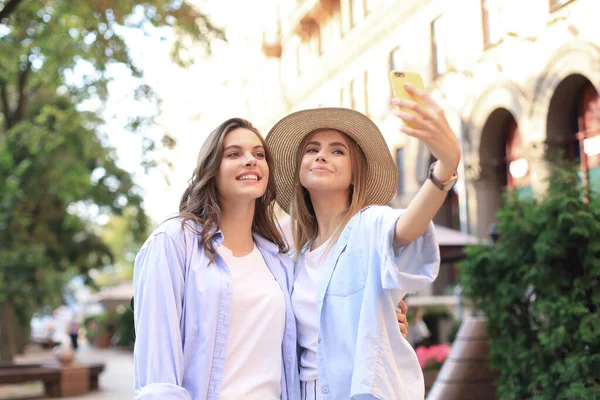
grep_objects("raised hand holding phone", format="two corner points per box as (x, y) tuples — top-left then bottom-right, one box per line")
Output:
(389, 71), (461, 179)
(389, 71), (426, 128)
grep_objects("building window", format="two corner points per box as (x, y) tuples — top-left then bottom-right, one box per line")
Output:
(339, 87), (346, 107)
(320, 18), (334, 54)
(389, 46), (402, 71)
(389, 47), (402, 99)
(296, 42), (301, 76)
(309, 27), (322, 56)
(350, 0), (365, 27)
(481, 0), (503, 48)
(298, 39), (312, 74)
(396, 147), (405, 195)
(430, 15), (447, 78)
(549, 0), (575, 12)
(350, 71), (368, 114)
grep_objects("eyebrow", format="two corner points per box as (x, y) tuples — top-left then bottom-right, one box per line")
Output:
(306, 141), (348, 150)
(223, 145), (265, 151)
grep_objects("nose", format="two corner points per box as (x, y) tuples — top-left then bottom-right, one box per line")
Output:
(244, 154), (257, 167)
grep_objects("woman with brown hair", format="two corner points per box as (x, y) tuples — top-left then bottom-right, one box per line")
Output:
(266, 84), (462, 399)
(132, 118), (299, 400)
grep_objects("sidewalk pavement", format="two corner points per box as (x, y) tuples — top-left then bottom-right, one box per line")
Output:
(0, 343), (134, 400)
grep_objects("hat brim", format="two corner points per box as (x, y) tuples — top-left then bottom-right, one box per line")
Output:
(266, 107), (398, 214)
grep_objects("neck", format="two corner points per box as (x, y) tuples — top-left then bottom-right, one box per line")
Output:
(220, 198), (256, 256)
(309, 189), (350, 248)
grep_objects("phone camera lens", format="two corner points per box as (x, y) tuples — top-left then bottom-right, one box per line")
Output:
(394, 72), (405, 78)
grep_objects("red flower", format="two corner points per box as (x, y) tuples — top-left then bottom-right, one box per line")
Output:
(415, 344), (451, 370)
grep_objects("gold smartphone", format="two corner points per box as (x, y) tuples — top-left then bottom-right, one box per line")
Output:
(389, 70), (425, 128)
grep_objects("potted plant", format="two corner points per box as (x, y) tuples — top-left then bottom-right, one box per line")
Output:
(416, 343), (451, 392)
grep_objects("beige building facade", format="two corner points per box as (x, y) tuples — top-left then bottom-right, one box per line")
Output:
(235, 0), (600, 239)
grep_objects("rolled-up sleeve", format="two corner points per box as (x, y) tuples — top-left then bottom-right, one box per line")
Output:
(363, 206), (440, 292)
(133, 232), (192, 400)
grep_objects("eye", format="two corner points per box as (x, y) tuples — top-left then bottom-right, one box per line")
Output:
(226, 152), (239, 158)
(333, 149), (345, 155)
(305, 148), (318, 153)
(254, 152), (265, 159)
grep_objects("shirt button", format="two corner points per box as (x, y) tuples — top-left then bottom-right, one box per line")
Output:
(322, 387), (329, 394)
(318, 337), (322, 343)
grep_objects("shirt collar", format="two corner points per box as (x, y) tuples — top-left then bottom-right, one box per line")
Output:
(208, 229), (280, 254)
(212, 230), (224, 247)
(297, 211), (362, 256)
(252, 233), (280, 253)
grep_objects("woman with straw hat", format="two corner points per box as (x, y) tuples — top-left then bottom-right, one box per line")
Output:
(266, 84), (461, 400)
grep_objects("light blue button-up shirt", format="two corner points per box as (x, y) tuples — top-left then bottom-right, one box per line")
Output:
(133, 219), (300, 400)
(295, 206), (440, 400)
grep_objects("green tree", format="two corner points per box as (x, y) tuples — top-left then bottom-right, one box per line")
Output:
(0, 1), (223, 361)
(94, 209), (153, 288)
(459, 162), (600, 399)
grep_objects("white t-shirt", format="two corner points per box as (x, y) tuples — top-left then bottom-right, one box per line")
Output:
(218, 244), (286, 400)
(291, 239), (330, 382)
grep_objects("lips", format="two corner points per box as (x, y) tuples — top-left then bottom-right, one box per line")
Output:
(236, 172), (262, 181)
(311, 166), (332, 173)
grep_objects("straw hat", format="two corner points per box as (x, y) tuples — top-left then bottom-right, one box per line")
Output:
(266, 107), (398, 214)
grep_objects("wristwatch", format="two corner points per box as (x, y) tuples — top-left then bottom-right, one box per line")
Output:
(428, 161), (458, 191)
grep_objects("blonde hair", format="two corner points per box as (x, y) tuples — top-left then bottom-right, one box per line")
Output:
(290, 129), (368, 257)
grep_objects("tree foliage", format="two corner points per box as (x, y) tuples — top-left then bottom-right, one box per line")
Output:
(0, 0), (223, 361)
(459, 163), (600, 399)
(94, 209), (153, 287)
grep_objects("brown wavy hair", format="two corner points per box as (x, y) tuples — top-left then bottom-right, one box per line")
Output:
(177, 118), (288, 263)
(290, 129), (368, 257)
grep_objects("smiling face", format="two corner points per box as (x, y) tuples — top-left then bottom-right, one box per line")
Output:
(299, 129), (353, 196)
(216, 127), (269, 204)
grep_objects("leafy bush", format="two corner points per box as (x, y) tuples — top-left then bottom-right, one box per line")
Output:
(459, 163), (600, 399)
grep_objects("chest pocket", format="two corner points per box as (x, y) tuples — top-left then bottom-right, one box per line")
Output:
(325, 249), (366, 296)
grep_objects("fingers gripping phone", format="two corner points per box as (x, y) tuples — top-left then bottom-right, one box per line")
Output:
(389, 70), (425, 128)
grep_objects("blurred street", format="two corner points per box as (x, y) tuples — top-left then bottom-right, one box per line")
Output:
(0, 344), (134, 400)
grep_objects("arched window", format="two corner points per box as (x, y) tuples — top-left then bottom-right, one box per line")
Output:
(546, 76), (599, 194)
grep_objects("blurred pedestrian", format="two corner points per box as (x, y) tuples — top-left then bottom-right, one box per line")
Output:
(68, 316), (81, 351)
